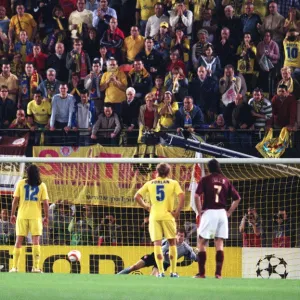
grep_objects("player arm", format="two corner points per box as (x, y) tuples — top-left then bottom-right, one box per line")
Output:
(173, 192), (184, 218)
(194, 193), (202, 216)
(11, 196), (19, 218)
(134, 193), (150, 212)
(43, 200), (49, 219)
(227, 197), (241, 218)
(239, 215), (247, 233)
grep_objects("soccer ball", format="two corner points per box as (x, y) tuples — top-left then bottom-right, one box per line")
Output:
(68, 250), (81, 262)
(256, 254), (288, 279)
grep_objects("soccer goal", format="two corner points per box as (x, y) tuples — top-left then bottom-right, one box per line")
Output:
(0, 157), (299, 279)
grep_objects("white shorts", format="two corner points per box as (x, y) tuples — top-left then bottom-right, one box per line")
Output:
(197, 209), (228, 240)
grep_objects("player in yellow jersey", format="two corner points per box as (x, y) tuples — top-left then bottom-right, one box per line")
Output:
(135, 163), (185, 277)
(283, 29), (300, 69)
(10, 165), (49, 273)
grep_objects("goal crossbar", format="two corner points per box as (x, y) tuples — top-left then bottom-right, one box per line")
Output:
(0, 157), (300, 164)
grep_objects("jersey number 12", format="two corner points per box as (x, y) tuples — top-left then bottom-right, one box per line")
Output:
(24, 184), (39, 201)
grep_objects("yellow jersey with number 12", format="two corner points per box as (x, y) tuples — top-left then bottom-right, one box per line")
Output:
(136, 176), (183, 221)
(283, 38), (300, 68)
(13, 179), (49, 220)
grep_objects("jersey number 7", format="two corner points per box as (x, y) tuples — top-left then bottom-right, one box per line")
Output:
(214, 185), (222, 203)
(156, 185), (165, 201)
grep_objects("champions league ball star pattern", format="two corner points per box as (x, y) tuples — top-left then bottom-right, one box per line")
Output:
(256, 254), (288, 279)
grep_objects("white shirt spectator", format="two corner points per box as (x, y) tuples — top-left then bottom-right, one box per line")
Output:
(69, 9), (93, 39)
(169, 9), (193, 35)
(145, 14), (169, 37)
(92, 7), (117, 28)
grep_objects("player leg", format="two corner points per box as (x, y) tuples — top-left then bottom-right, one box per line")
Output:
(117, 259), (146, 274)
(11, 235), (25, 272)
(167, 238), (178, 277)
(194, 236), (208, 278)
(149, 220), (165, 276)
(214, 209), (228, 279)
(163, 220), (177, 276)
(153, 240), (164, 276)
(30, 219), (43, 272)
(214, 238), (224, 279)
(11, 218), (28, 272)
(195, 210), (217, 278)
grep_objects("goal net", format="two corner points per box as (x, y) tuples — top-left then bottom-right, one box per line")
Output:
(0, 155), (299, 279)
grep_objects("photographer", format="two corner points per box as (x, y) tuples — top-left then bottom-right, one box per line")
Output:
(272, 210), (291, 248)
(239, 208), (263, 247)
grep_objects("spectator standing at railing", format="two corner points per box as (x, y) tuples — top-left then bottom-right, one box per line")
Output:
(223, 93), (254, 153)
(49, 83), (75, 137)
(270, 84), (297, 131)
(120, 87), (141, 145)
(248, 88), (272, 130)
(72, 89), (95, 146)
(0, 84), (16, 129)
(138, 93), (159, 143)
(27, 90), (51, 144)
(91, 102), (121, 145)
(174, 96), (204, 134)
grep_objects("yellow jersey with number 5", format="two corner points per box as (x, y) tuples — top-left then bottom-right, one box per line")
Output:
(13, 179), (49, 219)
(136, 177), (183, 221)
(283, 38), (300, 68)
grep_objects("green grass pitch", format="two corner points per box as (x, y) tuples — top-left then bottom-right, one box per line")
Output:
(0, 274), (299, 300)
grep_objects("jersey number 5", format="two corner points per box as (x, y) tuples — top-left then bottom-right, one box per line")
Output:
(214, 185), (222, 203)
(156, 185), (165, 201)
(24, 185), (39, 201)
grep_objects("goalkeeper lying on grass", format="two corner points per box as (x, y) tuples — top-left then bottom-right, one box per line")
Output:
(118, 228), (198, 275)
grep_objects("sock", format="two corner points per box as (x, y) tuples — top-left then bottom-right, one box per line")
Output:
(12, 247), (21, 269)
(154, 246), (164, 274)
(216, 250), (224, 276)
(117, 267), (131, 274)
(32, 245), (41, 269)
(169, 246), (177, 274)
(197, 251), (206, 276)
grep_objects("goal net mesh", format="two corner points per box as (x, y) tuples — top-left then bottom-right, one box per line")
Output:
(0, 154), (299, 278)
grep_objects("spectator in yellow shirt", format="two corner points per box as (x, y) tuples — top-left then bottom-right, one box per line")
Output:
(158, 91), (179, 129)
(100, 58), (128, 114)
(8, 3), (37, 45)
(27, 90), (51, 129)
(27, 90), (51, 145)
(122, 26), (145, 63)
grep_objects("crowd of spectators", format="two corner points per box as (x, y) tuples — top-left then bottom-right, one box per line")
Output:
(0, 0), (298, 153)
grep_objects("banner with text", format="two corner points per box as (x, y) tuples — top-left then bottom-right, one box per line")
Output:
(32, 145), (198, 208)
(242, 248), (300, 279)
(0, 246), (241, 277)
(0, 134), (28, 193)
